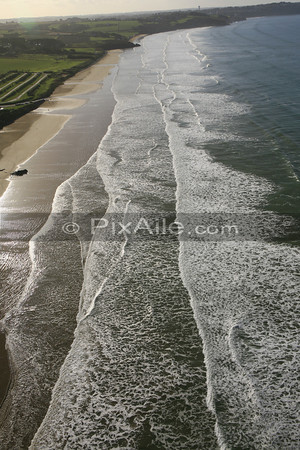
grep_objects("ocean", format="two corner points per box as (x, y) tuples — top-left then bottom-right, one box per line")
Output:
(0, 14), (299, 449)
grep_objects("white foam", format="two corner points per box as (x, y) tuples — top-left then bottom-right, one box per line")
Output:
(28, 27), (300, 450)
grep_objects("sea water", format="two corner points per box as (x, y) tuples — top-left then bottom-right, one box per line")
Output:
(1, 15), (299, 449)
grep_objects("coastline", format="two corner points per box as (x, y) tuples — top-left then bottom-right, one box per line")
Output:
(129, 34), (147, 43)
(0, 49), (121, 200)
(0, 14), (299, 446)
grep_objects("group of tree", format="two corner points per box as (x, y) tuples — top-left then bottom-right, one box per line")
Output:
(0, 36), (65, 55)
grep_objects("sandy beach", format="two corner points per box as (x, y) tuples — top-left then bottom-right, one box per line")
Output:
(0, 49), (121, 199)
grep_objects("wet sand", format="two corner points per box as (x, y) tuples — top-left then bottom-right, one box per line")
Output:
(0, 50), (122, 414)
(0, 49), (122, 199)
(0, 333), (10, 407)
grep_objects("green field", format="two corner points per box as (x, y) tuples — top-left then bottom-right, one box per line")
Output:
(0, 72), (53, 103)
(0, 73), (37, 100)
(65, 47), (96, 53)
(0, 55), (86, 74)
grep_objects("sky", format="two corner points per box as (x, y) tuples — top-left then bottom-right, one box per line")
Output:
(0, 0), (299, 20)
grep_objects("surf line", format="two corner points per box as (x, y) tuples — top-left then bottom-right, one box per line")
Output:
(80, 200), (132, 321)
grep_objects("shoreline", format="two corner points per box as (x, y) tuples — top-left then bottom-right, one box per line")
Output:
(0, 49), (122, 200)
(129, 34), (147, 43)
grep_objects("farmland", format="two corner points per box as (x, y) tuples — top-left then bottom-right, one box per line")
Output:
(0, 55), (86, 73)
(0, 55), (94, 128)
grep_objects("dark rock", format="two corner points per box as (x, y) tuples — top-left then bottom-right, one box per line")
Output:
(10, 169), (28, 176)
